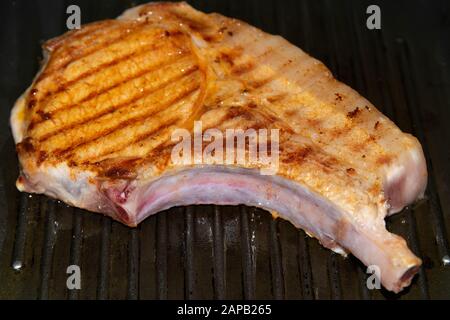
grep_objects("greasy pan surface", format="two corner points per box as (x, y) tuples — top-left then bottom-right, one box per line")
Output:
(1, 0), (449, 299)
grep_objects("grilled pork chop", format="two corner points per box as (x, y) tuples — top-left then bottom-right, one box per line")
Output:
(10, 2), (427, 292)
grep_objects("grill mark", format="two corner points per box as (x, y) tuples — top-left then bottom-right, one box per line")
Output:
(213, 103), (293, 138)
(247, 74), (278, 89)
(39, 65), (199, 143)
(259, 47), (275, 59)
(216, 47), (243, 66)
(199, 106), (266, 134)
(35, 110), (51, 121)
(225, 47), (276, 80)
(231, 60), (256, 76)
(32, 51), (192, 133)
(281, 144), (347, 177)
(224, 26), (266, 55)
(243, 38), (275, 63)
(288, 69), (330, 99)
(59, 81), (201, 158)
(249, 109), (294, 134)
(267, 93), (288, 103)
(244, 51), (304, 90)
(39, 20), (148, 82)
(216, 38), (274, 80)
(101, 162), (139, 180)
(229, 49), (293, 91)
(146, 139), (182, 169)
(251, 53), (322, 95)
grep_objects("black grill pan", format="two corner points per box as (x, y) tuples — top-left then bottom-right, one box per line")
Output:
(1, 0), (449, 299)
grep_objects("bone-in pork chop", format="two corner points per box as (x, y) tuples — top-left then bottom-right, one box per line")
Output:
(10, 2), (427, 292)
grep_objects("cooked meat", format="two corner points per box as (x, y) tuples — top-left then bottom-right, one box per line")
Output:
(10, 2), (427, 293)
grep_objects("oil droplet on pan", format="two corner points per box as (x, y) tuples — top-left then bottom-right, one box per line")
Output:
(442, 255), (450, 267)
(12, 260), (23, 271)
